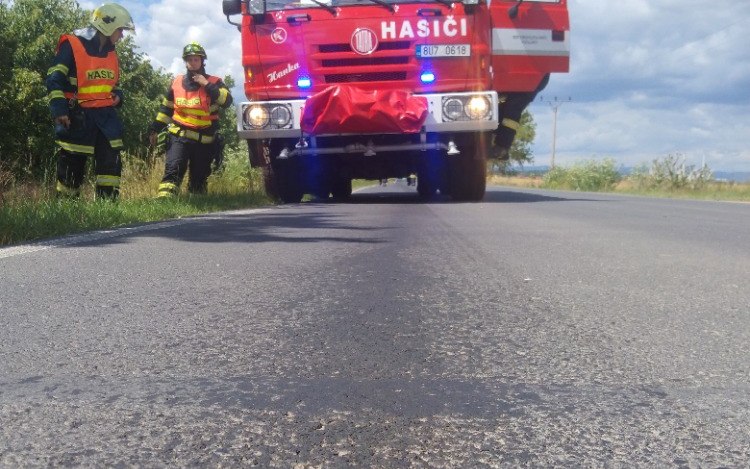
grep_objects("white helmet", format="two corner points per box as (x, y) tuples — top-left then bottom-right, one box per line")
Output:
(91, 3), (135, 37)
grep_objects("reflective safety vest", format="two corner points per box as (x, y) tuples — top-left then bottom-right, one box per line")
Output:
(59, 34), (119, 108)
(171, 75), (221, 130)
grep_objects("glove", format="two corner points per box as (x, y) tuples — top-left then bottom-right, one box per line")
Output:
(149, 130), (168, 152)
(211, 133), (226, 172)
(54, 121), (70, 138)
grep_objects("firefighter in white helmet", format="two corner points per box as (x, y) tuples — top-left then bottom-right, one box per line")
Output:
(46, 3), (135, 199)
(149, 42), (233, 197)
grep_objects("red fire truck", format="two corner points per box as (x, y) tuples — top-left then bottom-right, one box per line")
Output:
(222, 0), (569, 202)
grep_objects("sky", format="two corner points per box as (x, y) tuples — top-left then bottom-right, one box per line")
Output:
(86, 0), (750, 172)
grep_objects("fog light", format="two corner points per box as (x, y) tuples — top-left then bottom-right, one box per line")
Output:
(245, 104), (269, 128)
(269, 105), (292, 128)
(442, 98), (464, 121)
(466, 95), (490, 120)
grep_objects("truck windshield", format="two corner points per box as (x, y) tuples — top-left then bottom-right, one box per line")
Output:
(266, 0), (458, 12)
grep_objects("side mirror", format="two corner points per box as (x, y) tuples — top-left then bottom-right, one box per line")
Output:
(223, 0), (242, 30)
(222, 0), (242, 16)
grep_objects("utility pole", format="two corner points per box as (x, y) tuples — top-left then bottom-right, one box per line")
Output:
(539, 96), (571, 169)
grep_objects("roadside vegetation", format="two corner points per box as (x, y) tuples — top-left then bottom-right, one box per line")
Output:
(489, 154), (750, 202)
(0, 146), (268, 246)
(0, 0), (268, 246)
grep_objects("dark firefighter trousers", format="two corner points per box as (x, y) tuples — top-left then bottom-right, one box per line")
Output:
(56, 106), (124, 198)
(495, 74), (551, 153)
(157, 134), (215, 197)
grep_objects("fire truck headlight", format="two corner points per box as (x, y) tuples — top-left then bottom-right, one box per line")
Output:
(269, 105), (292, 128)
(442, 98), (464, 121)
(466, 95), (490, 120)
(245, 104), (269, 129)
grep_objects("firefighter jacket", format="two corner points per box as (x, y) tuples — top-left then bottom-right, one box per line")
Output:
(46, 27), (124, 118)
(45, 27), (125, 154)
(150, 73), (232, 143)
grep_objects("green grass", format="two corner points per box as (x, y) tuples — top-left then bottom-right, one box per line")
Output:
(542, 159), (621, 192)
(0, 146), (271, 246)
(353, 178), (382, 190)
(0, 193), (268, 246)
(490, 156), (750, 203)
(613, 182), (750, 202)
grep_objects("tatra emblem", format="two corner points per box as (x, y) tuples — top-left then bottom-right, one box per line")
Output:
(351, 28), (378, 55)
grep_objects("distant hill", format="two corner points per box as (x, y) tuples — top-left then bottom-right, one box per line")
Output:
(713, 171), (750, 183)
(511, 166), (750, 183)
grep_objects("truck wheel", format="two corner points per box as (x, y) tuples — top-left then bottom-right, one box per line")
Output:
(272, 159), (304, 204)
(450, 155), (486, 202)
(467, 156), (487, 201)
(417, 177), (436, 199)
(331, 176), (352, 201)
(248, 139), (269, 168)
(311, 179), (331, 201)
(417, 153), (439, 199)
(308, 160), (331, 201)
(262, 165), (279, 200)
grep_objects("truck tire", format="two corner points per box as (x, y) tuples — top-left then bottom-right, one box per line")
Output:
(247, 139), (269, 168)
(272, 159), (304, 204)
(417, 152), (440, 199)
(417, 177), (436, 199)
(262, 165), (279, 200)
(467, 156), (487, 201)
(450, 155), (487, 202)
(331, 176), (352, 201)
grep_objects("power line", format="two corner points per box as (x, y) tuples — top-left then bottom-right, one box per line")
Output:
(538, 96), (572, 169)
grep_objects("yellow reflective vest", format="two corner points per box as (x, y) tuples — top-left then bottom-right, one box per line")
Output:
(59, 34), (119, 108)
(171, 75), (221, 130)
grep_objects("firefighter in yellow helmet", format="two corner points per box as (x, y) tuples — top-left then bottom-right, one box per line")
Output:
(149, 42), (233, 197)
(45, 3), (135, 199)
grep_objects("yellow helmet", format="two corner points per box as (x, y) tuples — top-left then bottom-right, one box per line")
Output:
(182, 42), (207, 60)
(91, 3), (135, 37)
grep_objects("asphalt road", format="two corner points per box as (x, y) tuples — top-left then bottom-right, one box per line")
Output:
(2, 182), (749, 467)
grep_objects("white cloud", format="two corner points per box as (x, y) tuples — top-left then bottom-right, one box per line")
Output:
(123, 0), (243, 90)
(531, 0), (750, 171)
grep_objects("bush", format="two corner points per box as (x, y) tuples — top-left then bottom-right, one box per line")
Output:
(542, 158), (621, 191)
(628, 153), (713, 191)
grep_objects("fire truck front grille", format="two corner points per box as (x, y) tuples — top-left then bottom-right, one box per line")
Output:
(375, 41), (411, 51)
(322, 57), (409, 67)
(318, 41), (411, 82)
(318, 41), (411, 53)
(325, 72), (407, 83)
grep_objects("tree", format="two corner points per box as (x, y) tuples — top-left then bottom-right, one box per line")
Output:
(492, 109), (537, 174)
(511, 110), (536, 165)
(0, 0), (173, 177)
(217, 75), (240, 150)
(0, 0), (86, 176)
(116, 36), (171, 158)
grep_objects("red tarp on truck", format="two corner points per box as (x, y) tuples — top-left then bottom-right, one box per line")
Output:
(301, 85), (428, 135)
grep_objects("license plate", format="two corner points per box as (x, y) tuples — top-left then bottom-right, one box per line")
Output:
(416, 44), (471, 58)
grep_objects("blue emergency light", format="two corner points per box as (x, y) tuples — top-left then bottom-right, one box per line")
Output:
(420, 71), (436, 84)
(298, 76), (312, 89)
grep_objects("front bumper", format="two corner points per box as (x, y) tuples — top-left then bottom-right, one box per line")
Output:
(236, 91), (499, 140)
